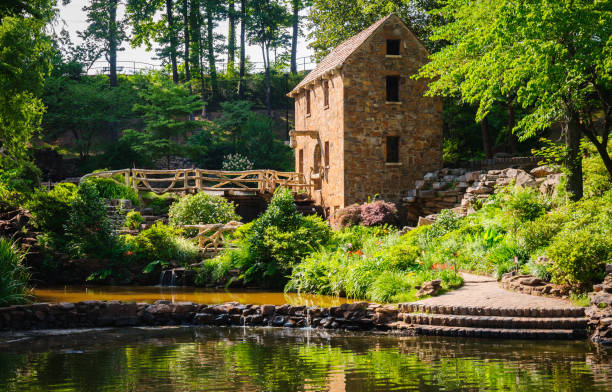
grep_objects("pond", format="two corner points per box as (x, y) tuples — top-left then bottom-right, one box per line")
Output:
(0, 327), (610, 391)
(33, 286), (357, 307)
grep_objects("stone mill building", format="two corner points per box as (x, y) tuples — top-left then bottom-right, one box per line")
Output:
(287, 14), (442, 214)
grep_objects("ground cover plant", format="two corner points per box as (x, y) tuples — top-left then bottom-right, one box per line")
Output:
(0, 238), (31, 306)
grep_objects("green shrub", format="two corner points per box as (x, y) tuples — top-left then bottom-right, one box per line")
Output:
(120, 222), (199, 265)
(285, 249), (346, 296)
(0, 182), (26, 211)
(65, 182), (115, 257)
(27, 183), (77, 235)
(367, 271), (413, 303)
(84, 177), (140, 206)
(545, 228), (611, 286)
(124, 211), (144, 230)
(141, 191), (177, 215)
(168, 192), (240, 230)
(582, 140), (612, 198)
(241, 188), (331, 284)
(0, 237), (31, 306)
(501, 186), (550, 222)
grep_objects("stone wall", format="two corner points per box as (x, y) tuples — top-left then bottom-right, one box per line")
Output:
(402, 165), (563, 223)
(342, 17), (442, 206)
(294, 72), (345, 211)
(0, 300), (397, 332)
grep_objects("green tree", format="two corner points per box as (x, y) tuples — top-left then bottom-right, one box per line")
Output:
(416, 0), (612, 200)
(126, 0), (180, 83)
(80, 0), (127, 87)
(307, 0), (440, 60)
(246, 0), (291, 115)
(42, 73), (137, 160)
(122, 74), (205, 167)
(0, 11), (53, 169)
(289, 0), (312, 74)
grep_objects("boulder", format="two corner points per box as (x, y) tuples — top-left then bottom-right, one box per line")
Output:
(515, 171), (537, 187)
(417, 216), (435, 227)
(539, 173), (563, 195)
(530, 165), (559, 178)
(416, 279), (442, 298)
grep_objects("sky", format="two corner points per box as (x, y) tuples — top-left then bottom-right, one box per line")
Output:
(57, 0), (315, 74)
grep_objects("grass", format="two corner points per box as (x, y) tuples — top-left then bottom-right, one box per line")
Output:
(0, 237), (31, 306)
(569, 293), (590, 307)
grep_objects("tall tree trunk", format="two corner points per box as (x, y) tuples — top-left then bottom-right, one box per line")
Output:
(227, 0), (236, 75)
(507, 97), (519, 154)
(263, 43), (271, 116)
(166, 0), (179, 84)
(480, 117), (493, 159)
(189, 0), (206, 113)
(290, 0), (299, 74)
(565, 113), (583, 201)
(205, 1), (218, 103)
(183, 0), (191, 93)
(237, 0), (246, 97)
(108, 0), (118, 87)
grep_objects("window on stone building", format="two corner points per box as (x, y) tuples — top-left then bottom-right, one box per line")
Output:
(386, 75), (400, 102)
(386, 136), (400, 163)
(306, 90), (311, 115)
(298, 149), (304, 174)
(324, 141), (330, 167)
(323, 80), (329, 108)
(386, 39), (401, 55)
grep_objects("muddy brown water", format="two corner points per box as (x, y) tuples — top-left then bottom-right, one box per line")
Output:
(32, 286), (358, 307)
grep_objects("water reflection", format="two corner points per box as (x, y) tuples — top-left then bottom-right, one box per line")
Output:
(0, 327), (611, 391)
(33, 286), (357, 307)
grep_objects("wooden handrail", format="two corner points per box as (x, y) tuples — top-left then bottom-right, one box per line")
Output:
(81, 168), (311, 196)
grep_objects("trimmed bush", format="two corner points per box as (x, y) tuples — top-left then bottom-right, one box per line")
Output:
(335, 204), (361, 227)
(169, 192), (240, 228)
(360, 200), (398, 226)
(0, 237), (30, 305)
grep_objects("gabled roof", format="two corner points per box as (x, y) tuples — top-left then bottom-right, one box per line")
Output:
(289, 14), (395, 96)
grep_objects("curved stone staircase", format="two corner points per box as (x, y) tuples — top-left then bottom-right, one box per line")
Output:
(395, 303), (588, 339)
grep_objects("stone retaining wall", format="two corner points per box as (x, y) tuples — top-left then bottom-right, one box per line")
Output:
(402, 165), (562, 223)
(0, 301), (397, 332)
(0, 299), (598, 343)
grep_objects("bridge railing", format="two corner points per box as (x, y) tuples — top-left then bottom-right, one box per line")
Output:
(81, 168), (310, 196)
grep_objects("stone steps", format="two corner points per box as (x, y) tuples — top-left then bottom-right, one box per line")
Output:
(398, 301), (588, 340)
(412, 324), (585, 340)
(400, 313), (588, 330)
(399, 303), (584, 318)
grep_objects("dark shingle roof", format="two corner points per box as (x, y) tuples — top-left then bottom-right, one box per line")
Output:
(290, 14), (394, 94)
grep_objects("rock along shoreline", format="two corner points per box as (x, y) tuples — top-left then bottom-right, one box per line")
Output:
(0, 300), (605, 344)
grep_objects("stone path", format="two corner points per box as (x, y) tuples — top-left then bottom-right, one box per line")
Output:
(413, 273), (578, 310)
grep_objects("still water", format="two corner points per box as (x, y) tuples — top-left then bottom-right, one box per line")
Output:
(33, 286), (357, 307)
(0, 326), (611, 391)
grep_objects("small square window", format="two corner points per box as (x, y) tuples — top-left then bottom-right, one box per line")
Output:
(386, 136), (400, 163)
(323, 80), (329, 107)
(306, 90), (311, 115)
(386, 75), (400, 102)
(386, 39), (400, 55)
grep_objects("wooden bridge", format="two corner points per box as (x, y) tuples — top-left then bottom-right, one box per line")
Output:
(81, 168), (311, 197)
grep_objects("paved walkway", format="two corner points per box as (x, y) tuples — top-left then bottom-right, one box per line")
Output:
(413, 273), (578, 310)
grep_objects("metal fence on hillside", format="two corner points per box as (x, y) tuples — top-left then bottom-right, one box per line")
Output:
(87, 56), (316, 76)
